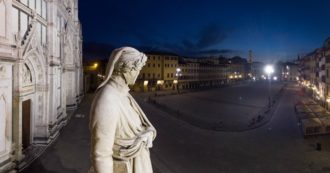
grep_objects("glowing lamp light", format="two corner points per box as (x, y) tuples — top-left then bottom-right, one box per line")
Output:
(143, 80), (148, 86)
(273, 76), (278, 81)
(264, 65), (274, 75)
(93, 63), (98, 68)
(157, 80), (164, 85)
(173, 80), (178, 84)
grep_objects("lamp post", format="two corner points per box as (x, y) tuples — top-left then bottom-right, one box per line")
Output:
(176, 68), (182, 93)
(264, 65), (274, 108)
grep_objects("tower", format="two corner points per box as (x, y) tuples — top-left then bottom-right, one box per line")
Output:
(248, 50), (253, 63)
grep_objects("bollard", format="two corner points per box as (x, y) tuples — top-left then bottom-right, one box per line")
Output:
(316, 142), (321, 151)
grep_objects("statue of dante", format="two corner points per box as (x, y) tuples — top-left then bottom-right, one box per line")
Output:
(89, 47), (156, 173)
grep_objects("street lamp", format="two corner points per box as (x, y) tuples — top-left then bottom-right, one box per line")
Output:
(264, 65), (274, 79)
(264, 64), (274, 108)
(93, 63), (98, 68)
(176, 68), (182, 93)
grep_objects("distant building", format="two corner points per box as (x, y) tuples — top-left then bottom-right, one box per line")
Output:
(251, 62), (264, 79)
(83, 59), (107, 93)
(227, 56), (249, 80)
(299, 38), (330, 109)
(299, 52), (317, 86)
(133, 53), (249, 92)
(248, 50), (253, 64)
(281, 62), (299, 81)
(179, 60), (200, 89)
(178, 57), (228, 90)
(0, 0), (83, 171)
(134, 52), (179, 91)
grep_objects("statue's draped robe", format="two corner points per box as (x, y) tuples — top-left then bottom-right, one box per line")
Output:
(89, 77), (156, 173)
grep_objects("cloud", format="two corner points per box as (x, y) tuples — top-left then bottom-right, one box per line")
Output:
(195, 25), (227, 49)
(119, 23), (237, 57)
(172, 24), (228, 52)
(197, 49), (237, 56)
(149, 24), (233, 56)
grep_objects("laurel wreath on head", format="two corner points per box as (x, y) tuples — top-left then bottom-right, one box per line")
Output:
(114, 58), (146, 74)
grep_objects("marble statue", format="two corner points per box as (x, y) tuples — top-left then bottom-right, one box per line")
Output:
(89, 47), (156, 173)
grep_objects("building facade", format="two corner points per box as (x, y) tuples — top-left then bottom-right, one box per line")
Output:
(83, 59), (106, 93)
(0, 0), (83, 172)
(179, 61), (200, 89)
(135, 52), (179, 92)
(299, 38), (330, 109)
(134, 53), (248, 92)
(281, 62), (299, 81)
(250, 62), (264, 80)
(179, 58), (228, 90)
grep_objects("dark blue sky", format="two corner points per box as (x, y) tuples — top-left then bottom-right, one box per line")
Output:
(79, 0), (330, 62)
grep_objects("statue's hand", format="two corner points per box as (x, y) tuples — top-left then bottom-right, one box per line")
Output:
(139, 130), (153, 148)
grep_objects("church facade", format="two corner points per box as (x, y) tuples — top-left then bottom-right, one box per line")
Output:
(0, 0), (83, 172)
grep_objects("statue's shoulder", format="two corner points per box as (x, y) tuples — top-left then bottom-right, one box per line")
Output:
(92, 85), (121, 110)
(90, 86), (122, 126)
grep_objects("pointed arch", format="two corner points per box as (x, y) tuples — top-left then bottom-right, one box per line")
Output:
(15, 28), (48, 150)
(0, 94), (7, 153)
(23, 49), (46, 85)
(22, 26), (47, 86)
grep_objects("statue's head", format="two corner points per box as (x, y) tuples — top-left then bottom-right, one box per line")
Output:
(97, 47), (147, 90)
(113, 49), (147, 85)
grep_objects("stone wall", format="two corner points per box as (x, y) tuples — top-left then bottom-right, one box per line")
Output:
(0, 0), (83, 171)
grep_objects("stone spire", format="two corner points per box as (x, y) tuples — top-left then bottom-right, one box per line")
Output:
(248, 50), (253, 63)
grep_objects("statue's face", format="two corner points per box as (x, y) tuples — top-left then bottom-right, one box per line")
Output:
(124, 69), (140, 85)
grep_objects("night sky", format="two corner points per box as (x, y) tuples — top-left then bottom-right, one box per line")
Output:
(79, 0), (330, 62)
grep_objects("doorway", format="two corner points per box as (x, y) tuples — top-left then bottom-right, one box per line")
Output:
(22, 99), (31, 150)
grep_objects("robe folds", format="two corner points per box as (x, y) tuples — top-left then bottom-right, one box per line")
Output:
(89, 77), (156, 173)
